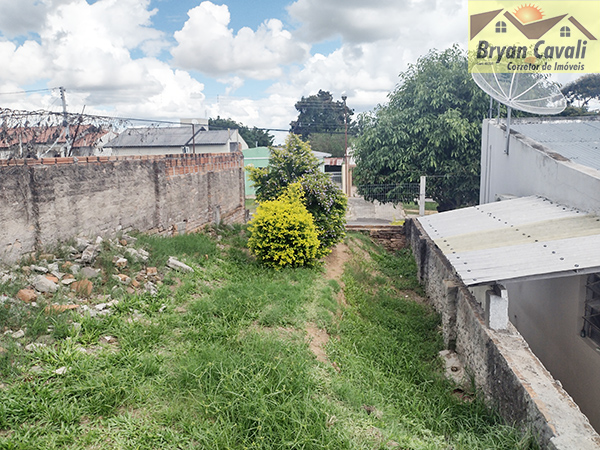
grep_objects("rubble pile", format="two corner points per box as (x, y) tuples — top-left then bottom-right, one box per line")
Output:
(0, 233), (194, 346)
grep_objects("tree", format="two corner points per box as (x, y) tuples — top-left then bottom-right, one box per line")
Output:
(209, 116), (274, 147)
(247, 134), (347, 256)
(307, 132), (350, 157)
(290, 90), (354, 146)
(561, 74), (600, 109)
(353, 46), (489, 211)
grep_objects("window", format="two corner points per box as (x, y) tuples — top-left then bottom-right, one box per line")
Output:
(582, 274), (600, 346)
(560, 26), (571, 37)
(496, 21), (507, 33)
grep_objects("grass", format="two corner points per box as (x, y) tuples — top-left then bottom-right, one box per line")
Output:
(0, 226), (539, 449)
(402, 201), (438, 213)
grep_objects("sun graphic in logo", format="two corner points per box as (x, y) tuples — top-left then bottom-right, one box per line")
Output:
(513, 4), (544, 23)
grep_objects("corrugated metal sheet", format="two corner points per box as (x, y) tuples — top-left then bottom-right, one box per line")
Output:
(193, 130), (232, 145)
(417, 196), (600, 286)
(106, 128), (233, 148)
(106, 127), (196, 148)
(511, 119), (600, 171)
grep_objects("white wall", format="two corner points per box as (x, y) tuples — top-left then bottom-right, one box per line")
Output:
(504, 276), (600, 432)
(480, 119), (600, 214)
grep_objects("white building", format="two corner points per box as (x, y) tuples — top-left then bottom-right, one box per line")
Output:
(420, 116), (600, 434)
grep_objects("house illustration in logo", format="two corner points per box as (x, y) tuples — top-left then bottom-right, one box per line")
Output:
(470, 5), (597, 41)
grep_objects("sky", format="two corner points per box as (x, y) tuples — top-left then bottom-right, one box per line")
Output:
(0, 0), (578, 144)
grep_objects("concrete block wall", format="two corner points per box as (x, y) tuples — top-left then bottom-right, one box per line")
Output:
(406, 218), (600, 450)
(0, 153), (245, 263)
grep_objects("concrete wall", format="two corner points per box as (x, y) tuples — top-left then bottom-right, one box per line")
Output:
(0, 153), (245, 263)
(504, 276), (600, 433)
(407, 218), (600, 450)
(480, 119), (600, 214)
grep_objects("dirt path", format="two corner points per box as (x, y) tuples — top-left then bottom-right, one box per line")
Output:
(306, 242), (352, 367)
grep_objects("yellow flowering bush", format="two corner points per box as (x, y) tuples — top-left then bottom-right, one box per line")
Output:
(248, 183), (320, 268)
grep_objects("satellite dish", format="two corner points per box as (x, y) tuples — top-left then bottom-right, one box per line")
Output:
(471, 65), (566, 153)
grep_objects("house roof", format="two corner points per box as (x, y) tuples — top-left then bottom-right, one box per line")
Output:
(105, 126), (242, 148)
(106, 126), (197, 148)
(193, 130), (234, 145)
(417, 196), (600, 286)
(510, 117), (600, 171)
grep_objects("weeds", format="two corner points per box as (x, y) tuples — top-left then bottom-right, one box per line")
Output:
(0, 227), (539, 449)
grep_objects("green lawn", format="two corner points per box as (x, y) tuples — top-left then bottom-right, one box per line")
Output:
(0, 228), (538, 449)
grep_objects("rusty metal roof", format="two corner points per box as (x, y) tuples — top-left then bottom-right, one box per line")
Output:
(417, 196), (600, 286)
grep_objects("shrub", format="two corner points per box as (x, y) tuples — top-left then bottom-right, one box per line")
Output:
(248, 183), (320, 269)
(301, 172), (347, 255)
(247, 134), (347, 256)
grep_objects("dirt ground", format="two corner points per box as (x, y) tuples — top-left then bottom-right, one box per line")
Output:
(305, 243), (352, 367)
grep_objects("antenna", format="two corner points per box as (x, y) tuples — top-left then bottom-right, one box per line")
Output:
(471, 65), (566, 154)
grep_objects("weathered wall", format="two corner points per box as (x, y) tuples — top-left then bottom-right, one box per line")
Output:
(505, 276), (600, 433)
(406, 218), (600, 450)
(480, 119), (600, 214)
(0, 153), (245, 263)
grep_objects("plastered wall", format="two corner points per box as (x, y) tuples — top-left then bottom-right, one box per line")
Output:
(406, 218), (600, 450)
(0, 153), (245, 263)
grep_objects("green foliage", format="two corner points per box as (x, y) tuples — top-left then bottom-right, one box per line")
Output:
(354, 46), (489, 211)
(248, 134), (347, 254)
(308, 132), (349, 157)
(247, 134), (320, 201)
(301, 173), (347, 252)
(209, 116), (274, 147)
(248, 183), (321, 268)
(561, 74), (600, 109)
(290, 90), (354, 141)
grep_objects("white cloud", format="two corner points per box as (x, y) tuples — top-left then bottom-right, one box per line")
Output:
(0, 0), (75, 38)
(288, 0), (465, 46)
(0, 0), (472, 146)
(171, 1), (310, 79)
(0, 0), (208, 121)
(276, 0), (467, 115)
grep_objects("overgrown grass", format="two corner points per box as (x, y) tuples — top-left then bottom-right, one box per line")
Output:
(0, 227), (538, 449)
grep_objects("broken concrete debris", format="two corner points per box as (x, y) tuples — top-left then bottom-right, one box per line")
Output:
(33, 275), (58, 293)
(167, 256), (193, 272)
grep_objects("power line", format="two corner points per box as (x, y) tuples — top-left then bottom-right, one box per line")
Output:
(0, 88), (55, 96)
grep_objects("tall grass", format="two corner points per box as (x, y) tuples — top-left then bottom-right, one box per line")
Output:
(0, 227), (539, 449)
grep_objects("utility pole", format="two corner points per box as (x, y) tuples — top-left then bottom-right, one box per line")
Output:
(342, 94), (350, 197)
(59, 86), (70, 157)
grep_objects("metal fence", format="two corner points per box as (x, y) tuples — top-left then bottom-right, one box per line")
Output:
(356, 183), (421, 203)
(357, 177), (428, 215)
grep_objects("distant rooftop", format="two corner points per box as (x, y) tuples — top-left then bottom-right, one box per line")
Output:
(510, 116), (600, 171)
(106, 127), (234, 148)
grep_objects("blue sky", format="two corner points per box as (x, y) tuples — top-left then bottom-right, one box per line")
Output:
(0, 0), (492, 142)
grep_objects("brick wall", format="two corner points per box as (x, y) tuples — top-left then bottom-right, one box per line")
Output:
(0, 153), (245, 263)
